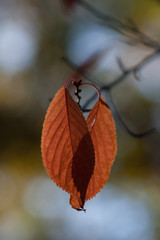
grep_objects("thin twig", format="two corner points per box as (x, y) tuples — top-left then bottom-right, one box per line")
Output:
(73, 80), (82, 107)
(82, 48), (160, 109)
(62, 56), (101, 86)
(107, 91), (155, 138)
(74, 0), (160, 49)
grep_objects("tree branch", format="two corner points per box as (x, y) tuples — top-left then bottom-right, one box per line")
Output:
(74, 0), (160, 49)
(107, 91), (155, 138)
(82, 48), (160, 109)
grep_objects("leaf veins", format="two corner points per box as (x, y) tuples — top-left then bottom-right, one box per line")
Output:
(41, 86), (95, 210)
(86, 97), (117, 200)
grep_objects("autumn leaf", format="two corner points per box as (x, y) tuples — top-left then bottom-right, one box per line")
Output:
(86, 97), (117, 200)
(41, 86), (95, 210)
(41, 79), (117, 211)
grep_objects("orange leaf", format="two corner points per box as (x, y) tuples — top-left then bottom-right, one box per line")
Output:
(86, 97), (117, 200)
(41, 86), (95, 210)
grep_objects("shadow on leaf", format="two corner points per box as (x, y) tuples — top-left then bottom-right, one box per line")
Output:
(71, 132), (95, 210)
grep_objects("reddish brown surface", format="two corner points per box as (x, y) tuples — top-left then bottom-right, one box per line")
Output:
(86, 97), (117, 200)
(41, 86), (117, 210)
(41, 86), (95, 210)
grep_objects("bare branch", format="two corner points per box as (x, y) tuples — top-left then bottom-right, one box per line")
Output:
(82, 48), (160, 109)
(74, 0), (160, 49)
(107, 91), (155, 138)
(117, 57), (127, 73)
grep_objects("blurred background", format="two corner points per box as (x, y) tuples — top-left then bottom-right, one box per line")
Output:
(0, 0), (160, 239)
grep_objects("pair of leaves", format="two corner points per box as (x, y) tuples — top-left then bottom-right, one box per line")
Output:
(41, 84), (117, 211)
